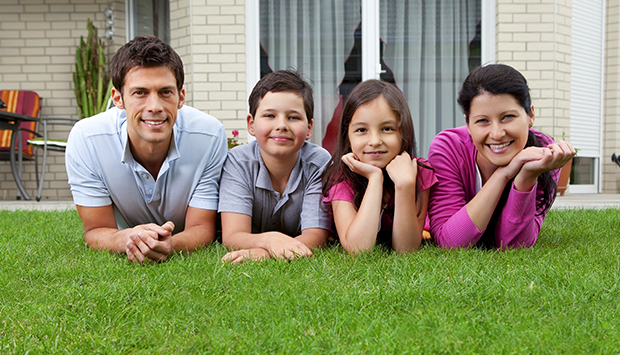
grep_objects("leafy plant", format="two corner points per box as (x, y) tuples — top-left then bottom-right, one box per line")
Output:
(73, 19), (113, 119)
(228, 130), (241, 150)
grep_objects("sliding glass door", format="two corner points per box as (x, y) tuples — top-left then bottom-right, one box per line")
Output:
(257, 0), (482, 157)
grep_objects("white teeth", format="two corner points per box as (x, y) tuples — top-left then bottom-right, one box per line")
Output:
(144, 120), (164, 125)
(489, 142), (511, 150)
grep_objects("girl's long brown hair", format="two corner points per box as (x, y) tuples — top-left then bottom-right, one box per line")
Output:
(322, 80), (425, 209)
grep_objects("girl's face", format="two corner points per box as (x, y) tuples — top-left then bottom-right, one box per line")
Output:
(467, 92), (534, 171)
(348, 96), (402, 169)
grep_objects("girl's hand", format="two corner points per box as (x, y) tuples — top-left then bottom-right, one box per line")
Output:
(342, 152), (382, 180)
(386, 152), (417, 188)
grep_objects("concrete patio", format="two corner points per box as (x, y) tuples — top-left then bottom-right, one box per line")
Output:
(0, 194), (619, 211)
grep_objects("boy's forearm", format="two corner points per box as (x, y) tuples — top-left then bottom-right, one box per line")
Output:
(296, 228), (329, 249)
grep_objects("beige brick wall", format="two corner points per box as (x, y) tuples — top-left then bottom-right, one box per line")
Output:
(603, 0), (620, 192)
(171, 0), (247, 142)
(495, 0), (572, 142)
(0, 0), (113, 200)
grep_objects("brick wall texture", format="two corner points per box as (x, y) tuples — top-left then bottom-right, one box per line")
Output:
(2, 0), (620, 198)
(604, 0), (620, 192)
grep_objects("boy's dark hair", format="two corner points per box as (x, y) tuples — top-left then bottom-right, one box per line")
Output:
(457, 64), (556, 246)
(110, 35), (184, 94)
(248, 70), (314, 120)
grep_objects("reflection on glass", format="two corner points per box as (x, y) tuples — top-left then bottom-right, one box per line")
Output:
(259, 0), (481, 156)
(132, 0), (170, 43)
(570, 157), (596, 185)
(380, 0), (481, 157)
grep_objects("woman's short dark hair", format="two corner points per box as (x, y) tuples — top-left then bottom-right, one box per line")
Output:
(110, 35), (184, 94)
(458, 64), (532, 122)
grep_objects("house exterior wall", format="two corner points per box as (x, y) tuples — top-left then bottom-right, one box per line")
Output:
(495, 0), (572, 143)
(604, 0), (620, 192)
(1, 0), (620, 199)
(0, 0), (112, 200)
(170, 0), (247, 139)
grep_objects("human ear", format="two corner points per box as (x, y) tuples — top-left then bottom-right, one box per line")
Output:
(178, 88), (185, 109)
(528, 106), (535, 127)
(246, 114), (256, 137)
(111, 87), (124, 110)
(306, 119), (314, 140)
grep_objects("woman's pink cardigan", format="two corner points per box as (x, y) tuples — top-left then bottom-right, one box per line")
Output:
(427, 126), (560, 249)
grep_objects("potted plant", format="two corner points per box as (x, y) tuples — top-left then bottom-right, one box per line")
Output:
(73, 19), (113, 119)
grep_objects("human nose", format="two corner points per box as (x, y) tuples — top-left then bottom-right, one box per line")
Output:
(146, 93), (163, 112)
(368, 130), (382, 146)
(274, 115), (288, 131)
(489, 122), (504, 140)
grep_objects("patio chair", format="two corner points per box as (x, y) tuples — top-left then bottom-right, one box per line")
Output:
(27, 117), (79, 201)
(0, 90), (41, 199)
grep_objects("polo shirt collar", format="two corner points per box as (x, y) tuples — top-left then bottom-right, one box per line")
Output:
(254, 141), (303, 195)
(119, 111), (181, 165)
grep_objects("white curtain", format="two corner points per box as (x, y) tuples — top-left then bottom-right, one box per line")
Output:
(260, 0), (361, 146)
(260, 0), (480, 155)
(380, 0), (481, 157)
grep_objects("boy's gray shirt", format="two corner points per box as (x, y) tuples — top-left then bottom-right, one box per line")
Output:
(218, 140), (332, 236)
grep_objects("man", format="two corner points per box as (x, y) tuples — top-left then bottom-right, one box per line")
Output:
(66, 35), (227, 263)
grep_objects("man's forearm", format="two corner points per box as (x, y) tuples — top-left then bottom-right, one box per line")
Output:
(84, 227), (130, 253)
(169, 225), (215, 252)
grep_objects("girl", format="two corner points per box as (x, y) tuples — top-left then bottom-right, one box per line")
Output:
(428, 64), (576, 249)
(322, 80), (436, 254)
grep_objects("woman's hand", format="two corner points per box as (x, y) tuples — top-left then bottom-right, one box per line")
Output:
(386, 152), (417, 188)
(341, 152), (383, 180)
(513, 141), (576, 191)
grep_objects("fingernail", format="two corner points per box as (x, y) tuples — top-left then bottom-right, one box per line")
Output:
(130, 235), (136, 241)
(127, 250), (133, 256)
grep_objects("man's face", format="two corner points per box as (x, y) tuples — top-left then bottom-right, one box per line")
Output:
(112, 66), (185, 152)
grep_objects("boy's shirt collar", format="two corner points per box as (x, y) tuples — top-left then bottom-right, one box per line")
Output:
(253, 140), (304, 196)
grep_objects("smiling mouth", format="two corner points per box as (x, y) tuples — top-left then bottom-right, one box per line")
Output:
(487, 141), (513, 150)
(365, 151), (387, 156)
(142, 119), (167, 125)
(270, 136), (292, 142)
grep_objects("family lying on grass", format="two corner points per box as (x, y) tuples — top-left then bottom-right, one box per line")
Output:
(65, 35), (575, 264)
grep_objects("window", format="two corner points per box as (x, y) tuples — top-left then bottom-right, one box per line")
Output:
(127, 0), (170, 43)
(252, 0), (488, 156)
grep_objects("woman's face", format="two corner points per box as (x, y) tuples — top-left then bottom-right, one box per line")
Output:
(467, 92), (534, 171)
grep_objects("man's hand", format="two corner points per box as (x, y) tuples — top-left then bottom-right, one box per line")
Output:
(221, 248), (271, 264)
(125, 221), (175, 263)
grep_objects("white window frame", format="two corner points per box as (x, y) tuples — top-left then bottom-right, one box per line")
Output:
(245, 0), (495, 117)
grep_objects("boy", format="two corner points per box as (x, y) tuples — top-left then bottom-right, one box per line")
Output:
(218, 70), (331, 263)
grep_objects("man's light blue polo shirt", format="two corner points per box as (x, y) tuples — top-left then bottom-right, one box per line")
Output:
(218, 140), (331, 236)
(65, 106), (227, 233)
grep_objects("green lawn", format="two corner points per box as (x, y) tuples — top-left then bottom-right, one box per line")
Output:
(1, 209), (618, 354)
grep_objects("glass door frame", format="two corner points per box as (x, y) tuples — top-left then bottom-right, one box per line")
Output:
(244, 0), (496, 139)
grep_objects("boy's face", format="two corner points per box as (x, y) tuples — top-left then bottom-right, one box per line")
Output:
(248, 91), (313, 161)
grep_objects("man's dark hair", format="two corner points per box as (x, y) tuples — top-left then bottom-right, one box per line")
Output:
(248, 70), (314, 120)
(110, 35), (184, 94)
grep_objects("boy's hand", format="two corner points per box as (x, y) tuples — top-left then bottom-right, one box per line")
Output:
(126, 221), (175, 263)
(386, 152), (417, 188)
(263, 232), (313, 260)
(221, 248), (270, 264)
(342, 152), (382, 180)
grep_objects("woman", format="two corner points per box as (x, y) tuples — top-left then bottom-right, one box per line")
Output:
(428, 64), (575, 249)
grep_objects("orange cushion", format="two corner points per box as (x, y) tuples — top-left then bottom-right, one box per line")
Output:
(0, 90), (41, 158)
